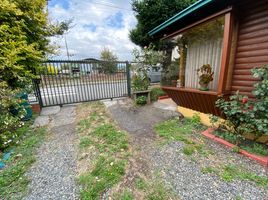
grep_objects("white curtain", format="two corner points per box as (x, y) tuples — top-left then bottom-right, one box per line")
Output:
(185, 38), (223, 91)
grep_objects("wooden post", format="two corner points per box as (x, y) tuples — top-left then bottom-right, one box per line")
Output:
(218, 12), (233, 94)
(179, 45), (186, 87)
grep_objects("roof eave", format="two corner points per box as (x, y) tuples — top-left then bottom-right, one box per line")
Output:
(148, 0), (214, 36)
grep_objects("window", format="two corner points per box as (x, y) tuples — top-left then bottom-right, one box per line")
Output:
(176, 16), (225, 91)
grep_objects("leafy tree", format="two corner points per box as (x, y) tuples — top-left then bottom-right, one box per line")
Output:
(0, 0), (69, 89)
(129, 0), (197, 48)
(99, 47), (118, 74)
(0, 0), (68, 149)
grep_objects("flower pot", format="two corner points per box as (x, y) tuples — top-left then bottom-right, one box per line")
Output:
(199, 83), (209, 91)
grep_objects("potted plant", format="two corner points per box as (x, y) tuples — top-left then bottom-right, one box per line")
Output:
(197, 64), (214, 91)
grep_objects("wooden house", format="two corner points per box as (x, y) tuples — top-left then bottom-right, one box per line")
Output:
(149, 0), (268, 117)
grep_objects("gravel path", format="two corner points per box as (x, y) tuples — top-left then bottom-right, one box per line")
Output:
(106, 99), (268, 200)
(150, 141), (268, 200)
(24, 106), (78, 200)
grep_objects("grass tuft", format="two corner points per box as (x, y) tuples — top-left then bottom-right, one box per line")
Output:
(77, 102), (130, 200)
(0, 122), (46, 200)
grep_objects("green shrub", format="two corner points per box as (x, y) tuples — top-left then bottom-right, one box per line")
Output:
(136, 95), (147, 105)
(150, 87), (166, 101)
(216, 65), (268, 139)
(132, 74), (149, 91)
(0, 83), (26, 150)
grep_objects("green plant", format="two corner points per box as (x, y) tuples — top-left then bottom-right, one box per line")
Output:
(117, 190), (134, 200)
(241, 143), (268, 156)
(183, 145), (195, 156)
(132, 74), (150, 91)
(216, 64), (268, 139)
(136, 95), (147, 105)
(150, 87), (166, 101)
(191, 113), (201, 124)
(232, 146), (240, 153)
(131, 44), (166, 91)
(0, 123), (46, 199)
(201, 166), (217, 174)
(0, 83), (27, 150)
(220, 164), (268, 187)
(135, 177), (147, 190)
(197, 64), (214, 90)
(77, 103), (130, 199)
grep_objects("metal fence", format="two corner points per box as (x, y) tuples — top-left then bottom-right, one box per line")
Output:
(34, 60), (131, 107)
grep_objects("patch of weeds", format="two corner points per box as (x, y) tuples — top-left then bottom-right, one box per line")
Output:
(115, 189), (134, 200)
(79, 137), (94, 148)
(220, 164), (268, 188)
(145, 181), (174, 200)
(79, 156), (127, 199)
(135, 177), (147, 191)
(91, 124), (129, 153)
(201, 166), (218, 174)
(154, 118), (205, 144)
(77, 102), (130, 200)
(214, 128), (268, 157)
(232, 146), (240, 153)
(241, 143), (268, 156)
(235, 196), (243, 200)
(183, 145), (195, 156)
(0, 125), (47, 200)
(150, 87), (166, 102)
(191, 113), (201, 124)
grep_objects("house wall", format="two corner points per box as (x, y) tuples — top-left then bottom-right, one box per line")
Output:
(231, 0), (268, 98)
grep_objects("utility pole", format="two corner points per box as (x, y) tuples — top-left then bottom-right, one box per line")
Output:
(64, 35), (70, 60)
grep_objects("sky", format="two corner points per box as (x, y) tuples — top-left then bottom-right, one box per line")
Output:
(48, 0), (138, 61)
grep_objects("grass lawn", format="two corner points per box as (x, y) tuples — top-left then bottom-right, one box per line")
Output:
(0, 118), (47, 199)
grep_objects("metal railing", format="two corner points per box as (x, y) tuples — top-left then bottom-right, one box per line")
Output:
(34, 60), (131, 107)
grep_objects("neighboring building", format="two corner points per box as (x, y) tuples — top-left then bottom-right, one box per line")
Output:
(149, 0), (268, 116)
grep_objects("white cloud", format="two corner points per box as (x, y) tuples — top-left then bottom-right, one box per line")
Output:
(48, 0), (138, 61)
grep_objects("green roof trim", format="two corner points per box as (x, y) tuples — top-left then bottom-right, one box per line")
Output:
(149, 0), (214, 36)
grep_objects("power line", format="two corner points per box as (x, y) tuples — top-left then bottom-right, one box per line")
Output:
(90, 1), (132, 11)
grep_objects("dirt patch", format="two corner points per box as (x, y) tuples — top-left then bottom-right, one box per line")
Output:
(106, 98), (180, 199)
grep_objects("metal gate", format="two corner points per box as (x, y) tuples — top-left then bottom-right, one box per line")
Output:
(34, 60), (131, 107)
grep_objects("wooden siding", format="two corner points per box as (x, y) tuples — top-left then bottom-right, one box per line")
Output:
(162, 87), (222, 116)
(231, 0), (268, 98)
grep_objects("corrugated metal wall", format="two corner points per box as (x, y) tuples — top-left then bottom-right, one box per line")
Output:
(231, 0), (268, 97)
(185, 39), (223, 91)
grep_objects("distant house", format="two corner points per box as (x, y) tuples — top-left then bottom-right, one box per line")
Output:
(82, 58), (101, 74)
(83, 58), (100, 62)
(149, 0), (268, 116)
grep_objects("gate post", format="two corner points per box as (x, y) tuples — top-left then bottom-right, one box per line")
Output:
(33, 78), (43, 108)
(126, 61), (131, 98)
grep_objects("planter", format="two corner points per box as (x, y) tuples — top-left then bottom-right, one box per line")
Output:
(158, 95), (170, 100)
(132, 90), (151, 104)
(199, 82), (209, 91)
(201, 128), (268, 166)
(31, 103), (41, 114)
(11, 92), (33, 120)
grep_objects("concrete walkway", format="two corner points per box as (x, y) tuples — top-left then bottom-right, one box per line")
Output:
(24, 106), (78, 200)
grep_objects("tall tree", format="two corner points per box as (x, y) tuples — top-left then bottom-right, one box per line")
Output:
(129, 0), (197, 48)
(0, 0), (69, 89)
(100, 47), (118, 74)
